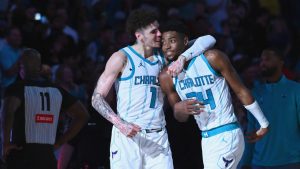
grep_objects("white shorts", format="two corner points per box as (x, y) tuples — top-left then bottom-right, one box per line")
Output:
(202, 128), (245, 169)
(110, 126), (174, 169)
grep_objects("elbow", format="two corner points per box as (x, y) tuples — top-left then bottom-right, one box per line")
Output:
(91, 92), (102, 109)
(174, 111), (188, 122)
(198, 35), (216, 48)
(91, 97), (96, 109)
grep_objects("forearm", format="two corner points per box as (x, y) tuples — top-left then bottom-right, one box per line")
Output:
(237, 90), (269, 128)
(174, 103), (189, 122)
(2, 124), (11, 147)
(91, 92), (127, 129)
(181, 35), (216, 61)
(244, 101), (269, 128)
(55, 117), (87, 147)
(57, 101), (90, 147)
(2, 98), (18, 146)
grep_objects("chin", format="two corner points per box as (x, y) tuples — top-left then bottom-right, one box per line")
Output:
(167, 56), (176, 61)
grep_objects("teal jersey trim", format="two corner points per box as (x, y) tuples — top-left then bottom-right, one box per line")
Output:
(200, 54), (221, 77)
(128, 46), (158, 65)
(119, 48), (135, 81)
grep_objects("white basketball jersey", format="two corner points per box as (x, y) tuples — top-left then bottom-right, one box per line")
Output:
(174, 54), (237, 131)
(115, 46), (166, 129)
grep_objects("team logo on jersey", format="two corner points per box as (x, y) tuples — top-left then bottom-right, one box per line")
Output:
(222, 157), (233, 168)
(35, 114), (54, 123)
(111, 150), (118, 158)
(138, 61), (145, 68)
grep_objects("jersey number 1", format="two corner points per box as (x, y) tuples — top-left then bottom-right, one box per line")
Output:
(150, 87), (157, 108)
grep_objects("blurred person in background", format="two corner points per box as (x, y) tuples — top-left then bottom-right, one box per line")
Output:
(240, 48), (300, 169)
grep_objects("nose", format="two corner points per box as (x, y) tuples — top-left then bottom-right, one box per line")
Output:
(163, 41), (170, 49)
(157, 30), (162, 36)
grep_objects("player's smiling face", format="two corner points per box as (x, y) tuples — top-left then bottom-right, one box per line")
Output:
(162, 31), (186, 61)
(138, 21), (161, 48)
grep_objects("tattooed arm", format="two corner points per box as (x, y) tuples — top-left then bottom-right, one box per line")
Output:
(91, 51), (141, 137)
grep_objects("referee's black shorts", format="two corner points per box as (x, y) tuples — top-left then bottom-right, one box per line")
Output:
(6, 143), (56, 169)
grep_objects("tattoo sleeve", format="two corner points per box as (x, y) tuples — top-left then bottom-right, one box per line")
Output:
(91, 92), (131, 133)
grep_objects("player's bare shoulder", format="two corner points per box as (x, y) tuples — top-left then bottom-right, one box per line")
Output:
(204, 49), (227, 61)
(110, 50), (127, 65)
(105, 50), (128, 73)
(203, 49), (230, 71)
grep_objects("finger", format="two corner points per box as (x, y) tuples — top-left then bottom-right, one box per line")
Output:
(186, 99), (198, 105)
(190, 111), (200, 115)
(132, 125), (141, 132)
(187, 105), (197, 111)
(129, 130), (139, 137)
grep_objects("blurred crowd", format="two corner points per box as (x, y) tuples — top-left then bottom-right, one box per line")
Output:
(1, 0), (300, 168)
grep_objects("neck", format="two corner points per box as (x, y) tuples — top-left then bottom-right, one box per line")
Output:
(264, 73), (282, 83)
(134, 43), (154, 58)
(25, 72), (42, 81)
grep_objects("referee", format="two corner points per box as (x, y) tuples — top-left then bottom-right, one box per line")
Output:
(1, 48), (89, 169)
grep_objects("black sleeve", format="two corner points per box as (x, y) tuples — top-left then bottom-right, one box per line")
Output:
(4, 82), (23, 99)
(59, 87), (78, 112)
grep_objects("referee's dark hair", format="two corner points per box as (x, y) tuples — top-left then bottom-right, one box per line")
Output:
(21, 48), (42, 74)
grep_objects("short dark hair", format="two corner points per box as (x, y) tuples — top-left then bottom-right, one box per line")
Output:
(126, 8), (159, 36)
(22, 48), (41, 59)
(263, 47), (284, 60)
(160, 19), (188, 37)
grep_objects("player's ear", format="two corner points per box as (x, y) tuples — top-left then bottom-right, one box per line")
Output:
(183, 36), (189, 46)
(135, 31), (143, 43)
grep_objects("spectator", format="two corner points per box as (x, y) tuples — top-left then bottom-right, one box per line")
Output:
(240, 48), (300, 168)
(0, 26), (23, 92)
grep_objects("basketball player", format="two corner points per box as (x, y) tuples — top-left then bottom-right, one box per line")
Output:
(91, 9), (216, 169)
(1, 48), (89, 169)
(159, 20), (269, 169)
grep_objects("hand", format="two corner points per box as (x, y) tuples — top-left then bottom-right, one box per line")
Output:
(54, 141), (63, 150)
(2, 143), (22, 162)
(167, 55), (186, 76)
(118, 121), (141, 138)
(175, 98), (205, 115)
(246, 127), (269, 143)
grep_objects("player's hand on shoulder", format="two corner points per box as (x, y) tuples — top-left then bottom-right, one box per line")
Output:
(118, 121), (141, 138)
(246, 127), (269, 143)
(167, 55), (186, 77)
(174, 98), (205, 115)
